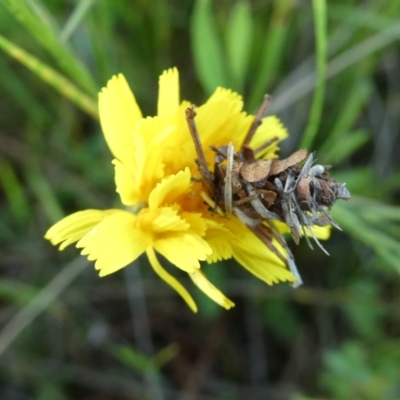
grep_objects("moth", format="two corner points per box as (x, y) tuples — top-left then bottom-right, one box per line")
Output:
(185, 97), (350, 287)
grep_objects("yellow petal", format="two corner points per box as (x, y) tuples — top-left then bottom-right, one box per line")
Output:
(157, 68), (180, 118)
(274, 220), (332, 240)
(198, 92), (247, 146)
(45, 209), (117, 250)
(98, 74), (142, 171)
(112, 129), (159, 205)
(149, 168), (192, 210)
(206, 87), (243, 105)
(76, 210), (151, 276)
(146, 247), (197, 312)
(308, 224), (331, 240)
(150, 207), (189, 232)
(227, 218), (296, 285)
(189, 269), (235, 309)
(141, 124), (174, 186)
(195, 88), (253, 165)
(250, 116), (288, 159)
(161, 101), (198, 176)
(113, 159), (139, 205)
(153, 233), (212, 273)
(181, 212), (208, 236)
(203, 220), (233, 263)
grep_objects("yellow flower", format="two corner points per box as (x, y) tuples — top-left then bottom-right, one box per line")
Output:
(45, 68), (322, 312)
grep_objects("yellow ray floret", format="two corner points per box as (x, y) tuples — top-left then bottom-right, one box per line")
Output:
(98, 74), (142, 172)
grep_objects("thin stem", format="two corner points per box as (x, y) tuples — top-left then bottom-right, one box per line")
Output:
(124, 262), (164, 400)
(0, 257), (89, 357)
(241, 94), (271, 148)
(185, 105), (215, 195)
(253, 135), (279, 156)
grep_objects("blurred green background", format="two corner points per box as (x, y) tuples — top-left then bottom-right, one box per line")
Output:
(1, 0), (400, 399)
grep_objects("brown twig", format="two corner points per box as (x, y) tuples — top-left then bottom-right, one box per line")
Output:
(241, 94), (271, 148)
(185, 106), (215, 196)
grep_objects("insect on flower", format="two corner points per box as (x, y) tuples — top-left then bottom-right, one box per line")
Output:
(185, 95), (351, 287)
(45, 68), (350, 311)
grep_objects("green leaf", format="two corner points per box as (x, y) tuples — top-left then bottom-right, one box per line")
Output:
(225, 0), (253, 92)
(1, 0), (97, 96)
(0, 55), (49, 123)
(248, 24), (288, 112)
(333, 199), (400, 273)
(247, 1), (293, 111)
(0, 34), (98, 118)
(300, 0), (328, 149)
(60, 0), (96, 43)
(191, 0), (227, 94)
(0, 159), (30, 225)
(113, 345), (153, 372)
(320, 80), (371, 160)
(152, 343), (180, 367)
(25, 163), (64, 223)
(343, 281), (385, 339)
(321, 129), (370, 164)
(332, 168), (378, 198)
(113, 343), (178, 372)
(0, 279), (40, 307)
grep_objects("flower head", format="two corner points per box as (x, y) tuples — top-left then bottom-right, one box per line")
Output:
(45, 68), (344, 312)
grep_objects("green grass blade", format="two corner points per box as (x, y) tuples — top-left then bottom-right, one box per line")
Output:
(272, 20), (400, 113)
(191, 0), (228, 94)
(0, 55), (49, 123)
(248, 24), (288, 112)
(333, 200), (400, 273)
(0, 159), (30, 225)
(0, 257), (89, 357)
(225, 0), (253, 92)
(1, 0), (97, 96)
(114, 345), (154, 372)
(327, 22), (400, 80)
(152, 343), (180, 368)
(320, 80), (371, 162)
(247, 2), (292, 111)
(322, 129), (370, 164)
(0, 34), (98, 119)
(300, 0), (327, 149)
(60, 0), (96, 43)
(26, 163), (64, 223)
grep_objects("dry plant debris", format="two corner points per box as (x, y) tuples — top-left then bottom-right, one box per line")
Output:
(185, 102), (351, 287)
